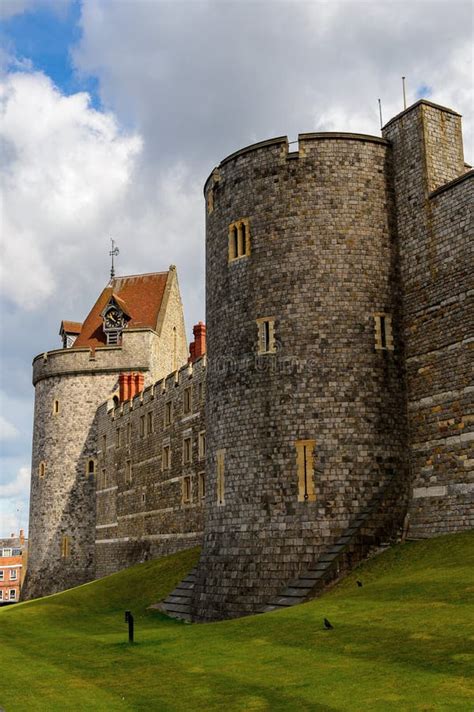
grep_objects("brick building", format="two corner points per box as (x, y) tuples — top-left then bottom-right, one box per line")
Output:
(0, 531), (27, 605)
(25, 99), (473, 619)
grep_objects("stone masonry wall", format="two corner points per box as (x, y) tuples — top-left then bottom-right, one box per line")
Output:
(23, 372), (118, 599)
(383, 101), (474, 537)
(95, 357), (206, 577)
(193, 133), (408, 620)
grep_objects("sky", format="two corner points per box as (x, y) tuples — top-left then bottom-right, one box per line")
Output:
(0, 0), (472, 537)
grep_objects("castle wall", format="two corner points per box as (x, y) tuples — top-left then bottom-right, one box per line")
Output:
(194, 133), (408, 620)
(95, 357), (206, 577)
(383, 101), (474, 538)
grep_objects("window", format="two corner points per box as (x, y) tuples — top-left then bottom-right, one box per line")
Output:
(374, 313), (394, 351)
(61, 535), (70, 559)
(2, 549), (12, 557)
(87, 459), (95, 478)
(198, 472), (206, 501)
(216, 449), (225, 505)
(198, 431), (206, 460)
(102, 434), (107, 457)
(164, 401), (173, 426)
(10, 569), (17, 580)
(147, 412), (153, 435)
(141, 491), (146, 504)
(53, 399), (59, 415)
(198, 382), (204, 403)
(0, 591), (2, 600)
(106, 331), (121, 346)
(126, 460), (132, 484)
(38, 461), (46, 478)
(183, 437), (192, 465)
(140, 415), (145, 437)
(183, 387), (192, 415)
(101, 469), (107, 489)
(182, 475), (192, 504)
(295, 440), (316, 502)
(228, 219), (251, 262)
(116, 427), (121, 448)
(162, 445), (171, 470)
(9, 590), (16, 601)
(0, 571), (4, 580)
(257, 318), (276, 354)
(127, 422), (132, 444)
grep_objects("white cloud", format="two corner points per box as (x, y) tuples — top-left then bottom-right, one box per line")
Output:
(0, 465), (29, 499)
(0, 415), (19, 440)
(0, 71), (142, 309)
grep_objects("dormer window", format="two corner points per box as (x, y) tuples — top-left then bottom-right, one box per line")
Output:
(100, 296), (131, 346)
(59, 321), (82, 349)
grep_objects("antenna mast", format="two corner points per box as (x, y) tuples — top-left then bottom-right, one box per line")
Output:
(109, 239), (119, 279)
(378, 98), (383, 130)
(402, 76), (407, 110)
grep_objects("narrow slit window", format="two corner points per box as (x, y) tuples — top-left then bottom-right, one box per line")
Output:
(126, 460), (132, 484)
(374, 313), (394, 351)
(164, 401), (173, 426)
(102, 434), (107, 457)
(38, 461), (46, 478)
(182, 475), (192, 504)
(61, 535), (70, 559)
(162, 445), (171, 470)
(295, 440), (316, 502)
(216, 449), (225, 505)
(257, 318), (276, 354)
(199, 472), (206, 501)
(147, 412), (153, 435)
(127, 423), (131, 444)
(140, 415), (145, 437)
(101, 469), (107, 489)
(53, 399), (59, 415)
(183, 387), (192, 415)
(183, 437), (192, 464)
(116, 428), (121, 448)
(198, 431), (206, 460)
(87, 459), (95, 478)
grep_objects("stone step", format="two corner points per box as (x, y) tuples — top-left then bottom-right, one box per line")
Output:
(287, 578), (323, 588)
(163, 602), (192, 614)
(280, 587), (312, 598)
(267, 596), (303, 607)
(174, 581), (195, 590)
(164, 593), (193, 605)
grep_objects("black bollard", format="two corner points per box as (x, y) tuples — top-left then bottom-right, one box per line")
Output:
(125, 610), (134, 643)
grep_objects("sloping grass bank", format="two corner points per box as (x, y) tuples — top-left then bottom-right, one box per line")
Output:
(0, 532), (473, 711)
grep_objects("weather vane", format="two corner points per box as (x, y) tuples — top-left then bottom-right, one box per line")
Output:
(109, 238), (119, 279)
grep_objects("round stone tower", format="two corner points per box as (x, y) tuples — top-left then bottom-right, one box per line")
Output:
(23, 269), (189, 599)
(194, 133), (408, 620)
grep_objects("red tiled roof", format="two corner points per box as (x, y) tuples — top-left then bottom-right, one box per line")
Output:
(73, 272), (169, 349)
(60, 321), (82, 335)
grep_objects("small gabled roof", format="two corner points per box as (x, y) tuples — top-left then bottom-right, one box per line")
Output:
(73, 272), (169, 349)
(59, 321), (82, 336)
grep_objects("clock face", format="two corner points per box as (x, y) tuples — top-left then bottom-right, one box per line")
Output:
(104, 307), (124, 330)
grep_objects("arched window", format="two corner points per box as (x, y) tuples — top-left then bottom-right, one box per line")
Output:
(87, 459), (95, 478)
(38, 461), (46, 478)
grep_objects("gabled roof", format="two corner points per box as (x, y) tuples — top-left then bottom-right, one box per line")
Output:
(59, 321), (83, 336)
(73, 272), (170, 349)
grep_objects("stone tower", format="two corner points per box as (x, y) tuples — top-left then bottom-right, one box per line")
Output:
(194, 131), (409, 620)
(23, 268), (188, 599)
(382, 101), (473, 536)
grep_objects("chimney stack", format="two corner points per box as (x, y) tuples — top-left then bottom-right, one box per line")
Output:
(20, 529), (25, 545)
(119, 372), (145, 402)
(189, 322), (206, 363)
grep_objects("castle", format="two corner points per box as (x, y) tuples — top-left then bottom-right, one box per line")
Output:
(24, 100), (473, 621)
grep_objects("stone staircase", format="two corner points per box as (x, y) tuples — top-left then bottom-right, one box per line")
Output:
(154, 476), (406, 622)
(260, 481), (403, 613)
(150, 567), (197, 621)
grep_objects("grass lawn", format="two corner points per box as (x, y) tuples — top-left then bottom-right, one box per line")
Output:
(0, 531), (473, 711)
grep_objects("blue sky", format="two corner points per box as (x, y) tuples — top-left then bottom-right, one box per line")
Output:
(0, 0), (472, 538)
(1, 1), (100, 105)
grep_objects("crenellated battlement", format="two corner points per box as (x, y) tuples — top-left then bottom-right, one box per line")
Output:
(32, 328), (159, 385)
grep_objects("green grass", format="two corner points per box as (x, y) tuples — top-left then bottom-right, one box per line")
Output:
(1, 532), (473, 711)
